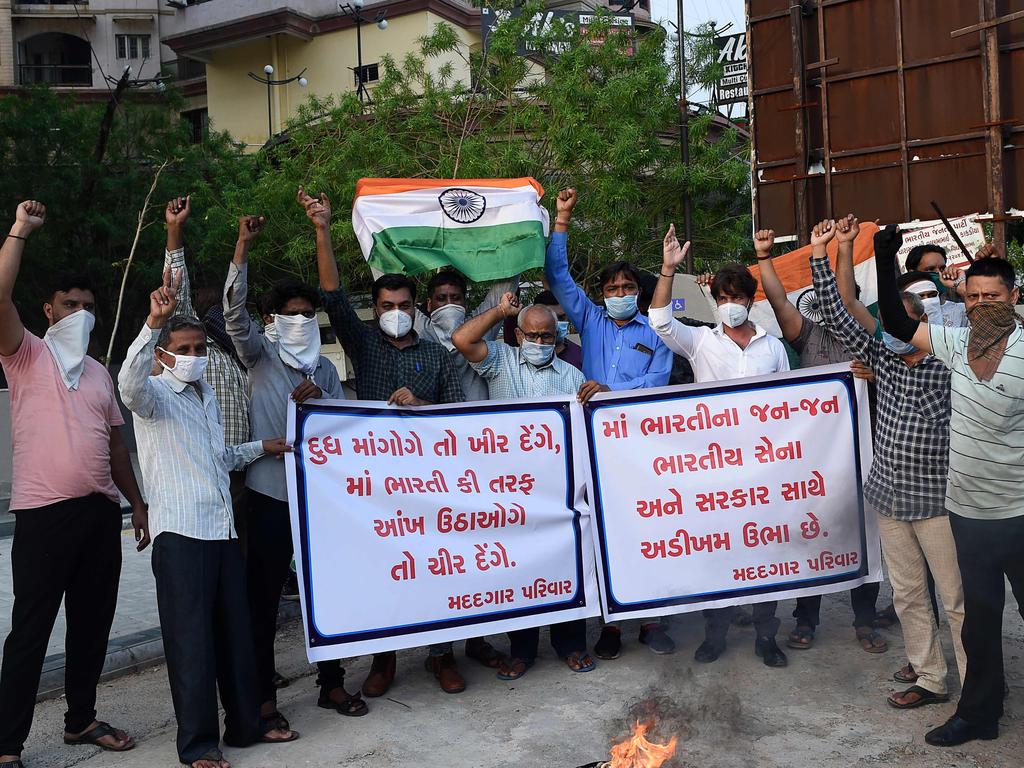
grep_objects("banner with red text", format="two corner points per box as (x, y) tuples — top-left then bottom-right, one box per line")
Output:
(580, 365), (881, 622)
(286, 398), (599, 661)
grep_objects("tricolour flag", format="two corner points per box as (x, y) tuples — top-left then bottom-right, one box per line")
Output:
(746, 222), (880, 338)
(352, 178), (550, 282)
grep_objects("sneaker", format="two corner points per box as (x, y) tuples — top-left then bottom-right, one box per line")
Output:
(594, 626), (622, 660)
(638, 623), (676, 655)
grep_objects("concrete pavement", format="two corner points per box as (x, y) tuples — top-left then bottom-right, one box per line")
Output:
(12, 584), (1024, 768)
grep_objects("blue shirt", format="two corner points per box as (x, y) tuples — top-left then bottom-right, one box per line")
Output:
(544, 231), (672, 390)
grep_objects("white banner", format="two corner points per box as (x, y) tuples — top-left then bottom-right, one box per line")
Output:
(580, 365), (881, 622)
(286, 398), (600, 662)
(897, 216), (985, 271)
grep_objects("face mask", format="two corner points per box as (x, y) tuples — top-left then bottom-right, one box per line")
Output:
(920, 296), (942, 322)
(556, 320), (569, 340)
(263, 320), (279, 343)
(927, 273), (948, 295)
(881, 332), (916, 356)
(158, 347), (209, 383)
(379, 308), (414, 339)
(43, 309), (95, 390)
(429, 303), (466, 350)
(718, 302), (749, 329)
(273, 313), (321, 375)
(604, 294), (638, 321)
(520, 340), (555, 366)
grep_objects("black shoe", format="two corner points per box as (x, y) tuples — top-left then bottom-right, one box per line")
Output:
(638, 623), (676, 655)
(594, 626), (622, 660)
(754, 636), (788, 667)
(694, 639), (726, 663)
(925, 716), (998, 747)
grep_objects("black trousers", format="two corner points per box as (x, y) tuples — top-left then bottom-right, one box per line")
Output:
(0, 494), (121, 756)
(705, 602), (779, 642)
(152, 533), (264, 763)
(245, 491), (343, 702)
(508, 620), (587, 661)
(951, 513), (1024, 726)
(792, 582), (881, 629)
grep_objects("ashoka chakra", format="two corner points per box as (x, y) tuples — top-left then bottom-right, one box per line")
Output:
(438, 188), (486, 223)
(796, 288), (823, 322)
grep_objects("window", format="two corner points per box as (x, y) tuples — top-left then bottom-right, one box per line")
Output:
(116, 35), (151, 61)
(354, 63), (379, 86)
(181, 108), (209, 144)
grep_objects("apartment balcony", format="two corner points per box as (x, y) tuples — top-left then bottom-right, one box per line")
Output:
(18, 32), (93, 87)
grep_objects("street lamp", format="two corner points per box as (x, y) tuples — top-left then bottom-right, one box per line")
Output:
(340, 1), (388, 105)
(247, 64), (309, 141)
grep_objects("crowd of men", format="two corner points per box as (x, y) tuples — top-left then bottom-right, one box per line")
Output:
(0, 185), (1021, 768)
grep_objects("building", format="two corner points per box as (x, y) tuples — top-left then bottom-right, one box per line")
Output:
(161, 0), (651, 149)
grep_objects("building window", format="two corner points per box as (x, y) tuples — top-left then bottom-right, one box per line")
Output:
(116, 35), (151, 61)
(181, 108), (209, 144)
(354, 63), (379, 86)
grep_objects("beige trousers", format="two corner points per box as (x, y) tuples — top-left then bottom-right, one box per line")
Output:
(878, 513), (966, 695)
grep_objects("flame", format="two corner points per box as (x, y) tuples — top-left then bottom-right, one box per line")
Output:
(607, 720), (678, 768)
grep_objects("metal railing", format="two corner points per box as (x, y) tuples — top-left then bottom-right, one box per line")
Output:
(18, 64), (93, 87)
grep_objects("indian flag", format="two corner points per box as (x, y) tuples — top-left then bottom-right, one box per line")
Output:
(746, 222), (880, 338)
(352, 178), (550, 281)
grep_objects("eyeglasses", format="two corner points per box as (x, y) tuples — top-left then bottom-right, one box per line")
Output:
(519, 329), (556, 344)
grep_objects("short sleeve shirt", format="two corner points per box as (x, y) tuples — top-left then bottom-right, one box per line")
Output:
(1, 332), (123, 510)
(929, 323), (1024, 519)
(791, 317), (850, 368)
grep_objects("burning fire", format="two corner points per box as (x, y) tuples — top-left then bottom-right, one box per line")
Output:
(607, 720), (678, 768)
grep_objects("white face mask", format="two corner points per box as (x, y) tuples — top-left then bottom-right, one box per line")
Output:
(718, 302), (749, 328)
(273, 313), (321, 374)
(44, 309), (95, 390)
(379, 308), (414, 339)
(520, 340), (555, 366)
(158, 347), (209, 384)
(263, 320), (279, 343)
(920, 296), (942, 323)
(429, 303), (466, 350)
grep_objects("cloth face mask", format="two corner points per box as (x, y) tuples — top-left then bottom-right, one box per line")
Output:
(273, 313), (321, 375)
(44, 309), (95, 390)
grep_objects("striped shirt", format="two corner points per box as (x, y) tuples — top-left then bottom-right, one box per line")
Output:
(812, 257), (951, 521)
(929, 322), (1024, 520)
(165, 248), (251, 447)
(118, 324), (265, 542)
(470, 341), (585, 400)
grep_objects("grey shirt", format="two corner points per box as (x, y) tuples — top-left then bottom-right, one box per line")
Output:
(414, 277), (518, 403)
(224, 262), (344, 502)
(791, 316), (850, 368)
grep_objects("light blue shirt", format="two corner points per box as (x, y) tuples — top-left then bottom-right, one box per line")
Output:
(470, 341), (585, 400)
(544, 231), (672, 390)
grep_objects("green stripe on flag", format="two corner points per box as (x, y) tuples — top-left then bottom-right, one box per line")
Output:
(367, 221), (546, 281)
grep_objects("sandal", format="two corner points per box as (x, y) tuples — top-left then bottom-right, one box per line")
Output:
(316, 670), (369, 717)
(497, 657), (534, 681)
(872, 604), (898, 629)
(856, 627), (888, 654)
(894, 663), (918, 684)
(260, 729), (300, 744)
(465, 638), (504, 669)
(786, 625), (815, 650)
(262, 710), (290, 731)
(63, 721), (135, 752)
(565, 651), (596, 673)
(181, 748), (225, 768)
(887, 685), (948, 710)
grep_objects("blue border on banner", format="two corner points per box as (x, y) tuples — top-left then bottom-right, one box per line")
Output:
(292, 400), (586, 649)
(583, 370), (869, 616)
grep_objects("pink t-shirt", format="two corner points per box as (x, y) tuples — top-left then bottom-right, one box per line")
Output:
(1, 331), (124, 511)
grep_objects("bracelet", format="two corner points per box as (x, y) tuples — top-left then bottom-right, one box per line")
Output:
(755, 253), (773, 261)
(660, 271), (675, 278)
(6, 234), (26, 242)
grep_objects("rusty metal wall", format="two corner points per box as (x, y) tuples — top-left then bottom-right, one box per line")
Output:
(747, 0), (1024, 242)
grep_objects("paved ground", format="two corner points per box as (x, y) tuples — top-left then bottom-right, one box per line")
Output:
(12, 583), (1024, 768)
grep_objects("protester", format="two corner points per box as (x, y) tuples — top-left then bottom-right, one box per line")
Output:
(222, 193), (368, 726)
(809, 219), (965, 710)
(897, 270), (967, 328)
(873, 225), (1024, 747)
(0, 201), (146, 766)
(118, 267), (298, 768)
(504, 289), (584, 370)
(753, 218), (885, 654)
(307, 190), (468, 696)
(649, 224), (790, 668)
(545, 187), (675, 658)
(452, 292), (595, 678)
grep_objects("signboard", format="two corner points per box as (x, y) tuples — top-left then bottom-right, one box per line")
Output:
(895, 216), (986, 272)
(481, 6), (634, 57)
(713, 32), (748, 107)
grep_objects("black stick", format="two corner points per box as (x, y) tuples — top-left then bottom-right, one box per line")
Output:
(929, 200), (975, 263)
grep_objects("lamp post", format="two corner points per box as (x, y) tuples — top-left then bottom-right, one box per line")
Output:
(676, 0), (693, 272)
(340, 0), (388, 106)
(247, 64), (309, 141)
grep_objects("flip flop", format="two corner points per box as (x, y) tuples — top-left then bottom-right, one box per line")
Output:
(786, 625), (815, 650)
(63, 722), (135, 752)
(887, 685), (948, 710)
(565, 651), (596, 673)
(497, 657), (535, 681)
(260, 729), (300, 744)
(894, 663), (918, 683)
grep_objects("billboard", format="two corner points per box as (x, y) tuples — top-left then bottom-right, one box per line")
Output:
(714, 32), (748, 107)
(481, 6), (634, 57)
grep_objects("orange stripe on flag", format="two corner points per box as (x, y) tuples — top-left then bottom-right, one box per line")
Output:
(748, 222), (880, 301)
(354, 177), (545, 199)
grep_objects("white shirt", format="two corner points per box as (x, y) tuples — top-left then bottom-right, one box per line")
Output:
(118, 324), (265, 542)
(647, 304), (790, 383)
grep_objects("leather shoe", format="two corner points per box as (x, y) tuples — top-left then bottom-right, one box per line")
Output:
(694, 639), (726, 663)
(361, 652), (396, 698)
(754, 636), (788, 667)
(425, 652), (466, 694)
(925, 716), (998, 747)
